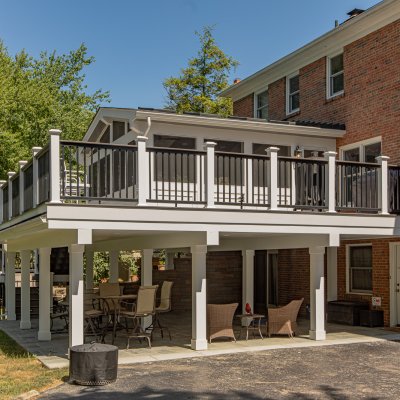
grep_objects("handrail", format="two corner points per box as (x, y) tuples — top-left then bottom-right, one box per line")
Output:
(60, 140), (137, 150)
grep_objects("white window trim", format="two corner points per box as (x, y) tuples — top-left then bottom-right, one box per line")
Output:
(327, 51), (344, 99)
(346, 243), (373, 295)
(286, 71), (300, 116)
(254, 88), (269, 120)
(339, 136), (382, 162)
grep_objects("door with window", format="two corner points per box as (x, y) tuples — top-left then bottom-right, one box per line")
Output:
(254, 251), (279, 314)
(392, 244), (400, 325)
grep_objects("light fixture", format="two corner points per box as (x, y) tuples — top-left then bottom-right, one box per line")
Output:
(294, 146), (302, 158)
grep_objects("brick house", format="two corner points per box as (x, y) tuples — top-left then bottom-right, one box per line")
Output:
(221, 0), (400, 326)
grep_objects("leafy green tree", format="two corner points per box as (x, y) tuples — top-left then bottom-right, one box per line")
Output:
(163, 26), (238, 116)
(0, 41), (109, 179)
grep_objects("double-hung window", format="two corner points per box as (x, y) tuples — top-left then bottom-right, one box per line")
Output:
(328, 53), (344, 98)
(255, 90), (268, 120)
(347, 245), (373, 293)
(286, 73), (300, 114)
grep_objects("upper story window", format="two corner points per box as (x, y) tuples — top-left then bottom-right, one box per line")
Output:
(286, 73), (300, 115)
(255, 90), (268, 120)
(328, 53), (344, 98)
(341, 138), (381, 163)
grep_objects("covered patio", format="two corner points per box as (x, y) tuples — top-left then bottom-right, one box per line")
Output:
(1, 312), (400, 369)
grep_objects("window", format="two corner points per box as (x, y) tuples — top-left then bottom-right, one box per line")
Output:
(328, 53), (344, 98)
(342, 139), (381, 163)
(255, 90), (268, 120)
(286, 73), (300, 114)
(253, 143), (291, 157)
(348, 245), (372, 293)
(154, 135), (196, 149)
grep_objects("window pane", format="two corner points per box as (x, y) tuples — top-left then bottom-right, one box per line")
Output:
(257, 91), (268, 108)
(253, 144), (290, 156)
(154, 135), (196, 149)
(344, 148), (360, 162)
(350, 246), (372, 269)
(289, 75), (299, 93)
(304, 150), (325, 158)
(100, 126), (110, 143)
(208, 140), (243, 153)
(364, 142), (381, 163)
(331, 54), (343, 75)
(332, 73), (344, 95)
(257, 106), (268, 120)
(290, 92), (300, 111)
(350, 246), (372, 292)
(351, 269), (372, 291)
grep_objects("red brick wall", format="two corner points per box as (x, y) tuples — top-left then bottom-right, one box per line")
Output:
(152, 251), (242, 311)
(337, 238), (400, 326)
(233, 93), (253, 118)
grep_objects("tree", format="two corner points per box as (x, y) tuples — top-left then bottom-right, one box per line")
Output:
(163, 26), (238, 116)
(0, 41), (109, 179)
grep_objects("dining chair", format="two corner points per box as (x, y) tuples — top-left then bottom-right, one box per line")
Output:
(152, 281), (174, 340)
(120, 285), (158, 349)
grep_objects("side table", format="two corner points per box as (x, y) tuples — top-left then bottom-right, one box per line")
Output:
(236, 314), (265, 340)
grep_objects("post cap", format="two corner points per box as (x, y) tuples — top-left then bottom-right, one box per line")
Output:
(32, 147), (43, 155)
(18, 161), (28, 168)
(205, 141), (217, 148)
(376, 155), (390, 162)
(0, 180), (6, 185)
(266, 146), (280, 154)
(136, 135), (149, 142)
(49, 129), (62, 136)
(324, 151), (337, 157)
(7, 171), (16, 179)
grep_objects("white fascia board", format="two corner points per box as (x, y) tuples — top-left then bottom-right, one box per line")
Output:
(134, 110), (345, 139)
(46, 205), (399, 235)
(82, 108), (136, 142)
(222, 0), (400, 101)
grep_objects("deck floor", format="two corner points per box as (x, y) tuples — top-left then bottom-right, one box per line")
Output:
(1, 312), (400, 369)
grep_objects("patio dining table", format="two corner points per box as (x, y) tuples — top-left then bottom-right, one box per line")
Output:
(94, 294), (137, 344)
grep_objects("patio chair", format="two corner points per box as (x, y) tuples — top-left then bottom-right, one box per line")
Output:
(267, 298), (304, 338)
(50, 300), (69, 332)
(84, 296), (108, 342)
(207, 303), (238, 343)
(152, 281), (174, 340)
(120, 285), (158, 349)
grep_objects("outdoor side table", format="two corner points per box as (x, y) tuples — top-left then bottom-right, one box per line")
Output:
(236, 314), (265, 340)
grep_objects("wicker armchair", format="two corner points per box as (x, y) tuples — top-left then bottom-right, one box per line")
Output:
(267, 298), (304, 338)
(207, 303), (238, 343)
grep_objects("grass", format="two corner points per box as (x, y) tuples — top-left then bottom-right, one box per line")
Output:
(0, 330), (68, 399)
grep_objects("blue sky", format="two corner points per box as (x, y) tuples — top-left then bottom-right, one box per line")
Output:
(0, 0), (379, 109)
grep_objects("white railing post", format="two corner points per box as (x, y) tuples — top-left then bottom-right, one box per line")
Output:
(205, 142), (216, 208)
(49, 129), (61, 203)
(32, 147), (42, 208)
(136, 136), (149, 206)
(266, 147), (279, 210)
(324, 151), (337, 213)
(0, 180), (6, 223)
(7, 172), (15, 220)
(377, 155), (390, 215)
(18, 161), (28, 215)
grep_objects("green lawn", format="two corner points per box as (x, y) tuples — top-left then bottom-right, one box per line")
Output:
(0, 330), (68, 399)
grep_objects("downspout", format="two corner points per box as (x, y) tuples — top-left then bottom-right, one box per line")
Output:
(129, 116), (152, 137)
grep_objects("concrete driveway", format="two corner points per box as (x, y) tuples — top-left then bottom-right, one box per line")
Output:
(40, 340), (400, 399)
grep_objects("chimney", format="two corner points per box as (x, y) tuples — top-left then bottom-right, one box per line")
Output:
(347, 8), (365, 19)
(233, 78), (241, 84)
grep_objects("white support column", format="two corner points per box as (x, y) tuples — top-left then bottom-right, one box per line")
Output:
(85, 251), (94, 290)
(267, 147), (279, 210)
(7, 171), (16, 220)
(377, 155), (390, 215)
(241, 250), (255, 314)
(165, 252), (175, 270)
(109, 250), (119, 283)
(69, 244), (85, 348)
(49, 129), (61, 203)
(137, 136), (149, 206)
(324, 151), (337, 213)
(18, 161), (28, 215)
(327, 247), (338, 302)
(0, 180), (6, 223)
(20, 250), (31, 329)
(191, 245), (208, 350)
(32, 147), (42, 208)
(309, 246), (326, 341)
(205, 142), (216, 208)
(141, 249), (153, 328)
(38, 247), (51, 341)
(5, 251), (16, 320)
